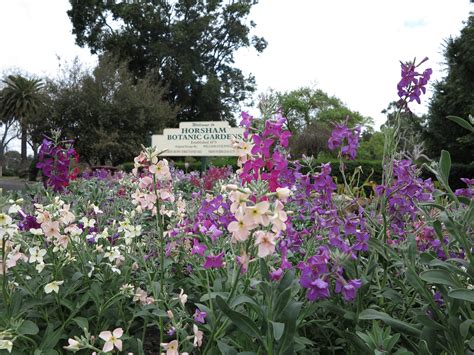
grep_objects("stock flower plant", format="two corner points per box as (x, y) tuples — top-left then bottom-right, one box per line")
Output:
(0, 58), (473, 354)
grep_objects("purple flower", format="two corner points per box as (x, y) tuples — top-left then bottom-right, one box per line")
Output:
(328, 122), (360, 160)
(306, 278), (330, 301)
(336, 279), (362, 301)
(192, 238), (207, 256)
(397, 57), (432, 107)
(269, 268), (284, 281)
(203, 252), (224, 269)
(193, 309), (207, 323)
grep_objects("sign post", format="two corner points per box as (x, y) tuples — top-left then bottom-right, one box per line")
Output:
(152, 121), (244, 157)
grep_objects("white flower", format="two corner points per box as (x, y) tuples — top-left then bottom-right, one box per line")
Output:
(8, 204), (22, 215)
(29, 247), (47, 264)
(0, 213), (12, 226)
(178, 289), (188, 305)
(63, 338), (81, 352)
(30, 228), (44, 236)
(99, 328), (123, 352)
(36, 262), (46, 273)
(0, 339), (13, 353)
(44, 280), (64, 294)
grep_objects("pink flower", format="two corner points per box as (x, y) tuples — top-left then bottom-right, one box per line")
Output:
(41, 221), (61, 239)
(193, 324), (204, 347)
(254, 231), (277, 257)
(227, 208), (253, 242)
(99, 328), (123, 352)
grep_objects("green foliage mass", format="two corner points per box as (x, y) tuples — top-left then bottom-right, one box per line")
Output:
(67, 0), (266, 123)
(40, 57), (177, 165)
(425, 15), (474, 164)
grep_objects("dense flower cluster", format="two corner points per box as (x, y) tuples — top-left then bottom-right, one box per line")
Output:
(397, 57), (432, 105)
(36, 137), (79, 192)
(327, 121), (361, 160)
(376, 159), (434, 237)
(190, 166), (233, 190)
(235, 113), (292, 191)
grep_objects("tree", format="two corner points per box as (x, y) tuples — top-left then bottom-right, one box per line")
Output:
(0, 115), (19, 176)
(425, 15), (474, 164)
(0, 75), (44, 171)
(67, 0), (266, 123)
(258, 86), (373, 158)
(259, 86), (373, 134)
(44, 57), (177, 165)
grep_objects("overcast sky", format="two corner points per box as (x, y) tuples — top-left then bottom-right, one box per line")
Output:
(0, 0), (473, 152)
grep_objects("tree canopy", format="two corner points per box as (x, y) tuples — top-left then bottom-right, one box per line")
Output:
(425, 15), (474, 164)
(0, 75), (44, 170)
(41, 57), (177, 165)
(68, 0), (267, 123)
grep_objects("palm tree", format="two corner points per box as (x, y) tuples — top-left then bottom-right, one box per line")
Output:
(0, 75), (44, 171)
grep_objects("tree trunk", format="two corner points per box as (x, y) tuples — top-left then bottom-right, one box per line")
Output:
(20, 122), (28, 177)
(0, 148), (4, 178)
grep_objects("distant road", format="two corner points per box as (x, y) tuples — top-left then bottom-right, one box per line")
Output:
(0, 177), (38, 192)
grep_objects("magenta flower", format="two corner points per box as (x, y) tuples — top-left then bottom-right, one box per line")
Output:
(328, 122), (360, 160)
(269, 268), (284, 281)
(203, 252), (224, 269)
(191, 239), (207, 256)
(397, 57), (432, 106)
(251, 135), (274, 158)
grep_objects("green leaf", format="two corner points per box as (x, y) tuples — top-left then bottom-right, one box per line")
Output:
(439, 150), (451, 183)
(217, 341), (238, 355)
(270, 321), (284, 341)
(460, 319), (474, 338)
(18, 320), (39, 335)
(200, 292), (229, 302)
(448, 289), (474, 303)
(39, 324), (64, 350)
(419, 269), (458, 287)
(72, 317), (88, 331)
(259, 258), (269, 281)
(358, 309), (421, 336)
(215, 296), (262, 341)
(447, 116), (474, 132)
(279, 301), (303, 353)
(230, 295), (259, 308)
(278, 269), (295, 292)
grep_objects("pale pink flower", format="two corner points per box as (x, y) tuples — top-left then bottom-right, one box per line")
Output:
(276, 187), (291, 202)
(150, 160), (171, 180)
(99, 328), (123, 352)
(161, 340), (179, 355)
(244, 201), (270, 226)
(229, 190), (249, 213)
(41, 221), (61, 239)
(227, 208), (253, 242)
(254, 231), (277, 258)
(35, 210), (51, 224)
(193, 324), (203, 347)
(270, 200), (288, 232)
(133, 287), (148, 304)
(139, 176), (153, 190)
(59, 204), (75, 225)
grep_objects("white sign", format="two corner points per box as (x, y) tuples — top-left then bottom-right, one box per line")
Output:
(152, 121), (245, 156)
